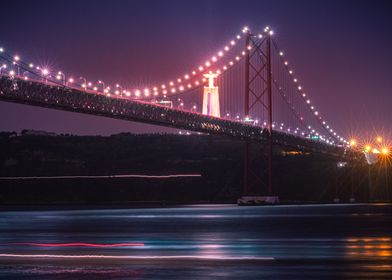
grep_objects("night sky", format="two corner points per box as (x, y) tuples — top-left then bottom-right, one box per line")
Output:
(1, 0), (391, 138)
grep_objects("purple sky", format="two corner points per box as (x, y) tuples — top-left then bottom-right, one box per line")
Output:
(1, 0), (391, 139)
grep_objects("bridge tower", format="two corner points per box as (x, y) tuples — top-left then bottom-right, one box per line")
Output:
(202, 71), (220, 117)
(238, 30), (279, 205)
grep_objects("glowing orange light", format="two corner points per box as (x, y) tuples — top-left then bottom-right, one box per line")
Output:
(381, 147), (389, 155)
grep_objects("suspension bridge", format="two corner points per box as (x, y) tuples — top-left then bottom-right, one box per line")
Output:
(0, 26), (360, 204)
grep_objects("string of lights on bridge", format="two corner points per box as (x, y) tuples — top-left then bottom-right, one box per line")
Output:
(0, 26), (348, 147)
(269, 28), (347, 145)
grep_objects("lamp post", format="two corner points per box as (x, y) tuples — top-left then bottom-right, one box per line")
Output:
(98, 80), (105, 94)
(115, 84), (123, 96)
(79, 77), (87, 90)
(56, 71), (66, 86)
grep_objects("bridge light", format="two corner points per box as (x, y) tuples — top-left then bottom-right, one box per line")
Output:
(376, 136), (382, 143)
(135, 90), (141, 97)
(381, 147), (390, 155)
(144, 88), (150, 96)
(235, 56), (240, 61)
(279, 51), (284, 56)
(9, 70), (15, 76)
(298, 86), (302, 90)
(198, 66), (204, 71)
(302, 93), (306, 97)
(306, 99), (310, 104)
(314, 111), (319, 115)
(230, 40), (235, 45)
(224, 46), (229, 51)
(211, 56), (217, 62)
(0, 47), (3, 52)
(29, 63), (34, 68)
(269, 30), (274, 36)
(161, 84), (166, 89)
(237, 35), (241, 39)
(258, 34), (263, 38)
(93, 86), (98, 91)
(171, 88), (176, 93)
(218, 51), (223, 57)
(56, 75), (61, 80)
(169, 81), (174, 86)
(205, 61), (211, 67)
(177, 78), (182, 83)
(223, 66), (227, 70)
(115, 90), (120, 95)
(125, 91), (131, 97)
(87, 82), (92, 87)
(41, 68), (49, 76)
(192, 71), (197, 75)
(289, 70), (293, 74)
(293, 78), (297, 82)
(284, 61), (288, 65)
(364, 145), (371, 152)
(184, 74), (189, 79)
(349, 139), (357, 146)
(229, 61), (234, 65)
(14, 55), (20, 61)
(68, 78), (74, 83)
(179, 86), (184, 91)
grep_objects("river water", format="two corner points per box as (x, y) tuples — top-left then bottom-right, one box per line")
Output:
(0, 203), (391, 279)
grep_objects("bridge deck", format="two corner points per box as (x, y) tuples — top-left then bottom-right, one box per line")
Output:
(0, 76), (346, 156)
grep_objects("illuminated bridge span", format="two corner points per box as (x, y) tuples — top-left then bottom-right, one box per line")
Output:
(0, 26), (357, 202)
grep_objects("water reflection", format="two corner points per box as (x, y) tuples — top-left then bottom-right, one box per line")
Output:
(345, 237), (392, 258)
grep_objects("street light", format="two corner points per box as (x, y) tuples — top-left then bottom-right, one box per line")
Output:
(115, 84), (123, 96)
(41, 68), (49, 83)
(79, 77), (87, 90)
(98, 80), (105, 94)
(13, 55), (20, 76)
(56, 71), (66, 85)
